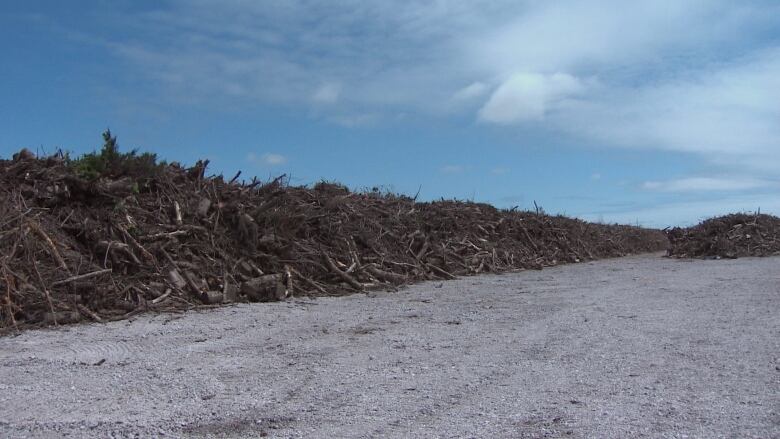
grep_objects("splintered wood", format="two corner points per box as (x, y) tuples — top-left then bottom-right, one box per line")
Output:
(0, 153), (668, 329)
(667, 213), (780, 258)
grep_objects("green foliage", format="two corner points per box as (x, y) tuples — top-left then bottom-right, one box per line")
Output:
(68, 130), (165, 181)
(313, 179), (350, 194)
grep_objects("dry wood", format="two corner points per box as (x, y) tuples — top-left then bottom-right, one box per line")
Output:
(322, 252), (364, 290)
(241, 274), (287, 301)
(415, 239), (430, 261)
(0, 151), (668, 329)
(43, 311), (81, 324)
(31, 263), (56, 324)
(182, 271), (205, 299)
(197, 198), (212, 218)
(51, 269), (112, 287)
(365, 264), (407, 284)
(427, 263), (456, 279)
(201, 291), (223, 304)
(289, 266), (327, 294)
(77, 304), (104, 323)
(668, 213), (780, 258)
(2, 267), (17, 329)
(139, 230), (190, 241)
(173, 201), (183, 225)
(96, 240), (142, 265)
(28, 220), (70, 273)
(167, 269), (187, 290)
(118, 226), (155, 263)
(151, 288), (173, 304)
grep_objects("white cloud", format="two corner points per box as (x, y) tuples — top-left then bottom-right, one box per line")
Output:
(464, 1), (779, 174)
(469, 1), (751, 76)
(440, 165), (464, 174)
(491, 167), (509, 175)
(590, 173), (601, 181)
(581, 193), (780, 228)
(559, 49), (780, 171)
(312, 83), (341, 104)
(642, 177), (773, 192)
(102, 1), (777, 117)
(330, 113), (378, 128)
(103, 1), (519, 113)
(247, 152), (287, 166)
(263, 154), (287, 165)
(452, 82), (488, 101)
(92, 1), (778, 174)
(478, 72), (584, 123)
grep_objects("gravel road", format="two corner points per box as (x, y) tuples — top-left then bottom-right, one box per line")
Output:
(1, 253), (778, 438)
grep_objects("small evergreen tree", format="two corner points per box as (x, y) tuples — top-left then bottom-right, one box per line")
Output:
(69, 130), (164, 181)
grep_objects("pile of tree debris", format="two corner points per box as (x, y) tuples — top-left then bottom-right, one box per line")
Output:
(666, 213), (780, 259)
(0, 136), (667, 330)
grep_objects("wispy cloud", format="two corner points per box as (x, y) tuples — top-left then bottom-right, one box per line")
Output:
(101, 2), (777, 108)
(452, 82), (488, 102)
(103, 0), (513, 113)
(247, 152), (287, 166)
(467, 1), (758, 75)
(498, 195), (525, 204)
(89, 0), (779, 195)
(479, 73), (585, 123)
(558, 49), (780, 172)
(312, 83), (341, 104)
(440, 165), (464, 174)
(641, 177), (773, 192)
(582, 193), (780, 228)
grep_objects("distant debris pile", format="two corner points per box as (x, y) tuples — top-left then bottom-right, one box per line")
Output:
(0, 133), (668, 330)
(667, 213), (780, 259)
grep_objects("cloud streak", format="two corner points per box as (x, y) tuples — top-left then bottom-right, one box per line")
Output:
(440, 165), (464, 174)
(93, 0), (779, 194)
(247, 152), (287, 166)
(558, 49), (780, 171)
(478, 72), (584, 123)
(312, 83), (341, 104)
(582, 193), (780, 228)
(642, 177), (773, 192)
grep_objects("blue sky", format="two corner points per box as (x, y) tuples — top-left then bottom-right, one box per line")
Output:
(2, 1), (779, 227)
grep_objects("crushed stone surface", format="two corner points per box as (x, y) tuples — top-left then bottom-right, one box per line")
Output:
(0, 253), (778, 438)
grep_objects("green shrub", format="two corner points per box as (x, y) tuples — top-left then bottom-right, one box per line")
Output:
(68, 130), (165, 181)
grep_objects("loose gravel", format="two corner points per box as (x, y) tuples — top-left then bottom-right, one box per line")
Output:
(0, 253), (778, 438)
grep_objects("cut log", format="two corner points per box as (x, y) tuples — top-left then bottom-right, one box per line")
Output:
(43, 311), (81, 324)
(322, 252), (363, 290)
(240, 274), (287, 302)
(151, 288), (172, 304)
(167, 269), (187, 290)
(182, 270), (205, 299)
(365, 264), (407, 285)
(77, 304), (104, 323)
(197, 198), (212, 217)
(223, 283), (238, 303)
(201, 291), (223, 304)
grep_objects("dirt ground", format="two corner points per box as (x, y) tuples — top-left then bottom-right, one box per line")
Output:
(0, 253), (778, 438)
